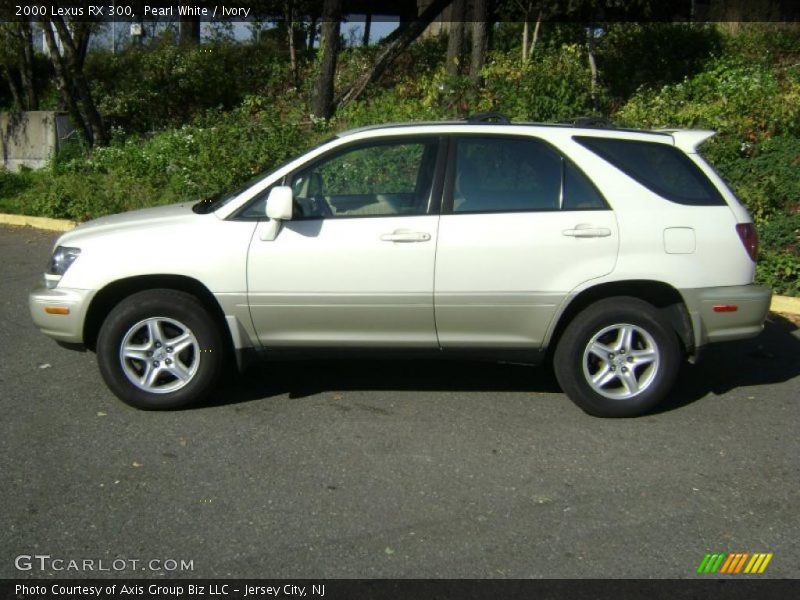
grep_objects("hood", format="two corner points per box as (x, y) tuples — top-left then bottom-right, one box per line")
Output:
(58, 203), (204, 246)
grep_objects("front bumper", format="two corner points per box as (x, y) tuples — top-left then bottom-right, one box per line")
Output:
(681, 284), (772, 348)
(29, 285), (95, 344)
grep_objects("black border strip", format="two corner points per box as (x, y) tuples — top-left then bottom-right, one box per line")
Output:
(3, 579), (800, 600)
(3, 1), (800, 23)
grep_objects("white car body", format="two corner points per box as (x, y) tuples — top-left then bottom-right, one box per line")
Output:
(30, 120), (771, 415)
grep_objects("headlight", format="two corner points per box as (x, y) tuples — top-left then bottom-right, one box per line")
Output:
(48, 246), (81, 276)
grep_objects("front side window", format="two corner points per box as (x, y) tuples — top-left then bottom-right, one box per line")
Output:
(451, 137), (607, 213)
(289, 139), (438, 218)
(574, 136), (725, 206)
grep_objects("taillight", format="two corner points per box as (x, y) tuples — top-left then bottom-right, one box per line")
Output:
(736, 223), (758, 262)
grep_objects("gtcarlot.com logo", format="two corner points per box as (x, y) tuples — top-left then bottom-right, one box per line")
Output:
(15, 554), (194, 573)
(697, 552), (773, 575)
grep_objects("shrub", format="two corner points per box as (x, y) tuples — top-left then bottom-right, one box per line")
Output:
(86, 39), (294, 132)
(16, 101), (314, 221)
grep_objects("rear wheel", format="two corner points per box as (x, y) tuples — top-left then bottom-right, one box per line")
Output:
(553, 297), (681, 417)
(97, 290), (224, 410)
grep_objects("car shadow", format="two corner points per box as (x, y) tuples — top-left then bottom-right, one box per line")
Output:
(653, 312), (800, 414)
(195, 313), (800, 413)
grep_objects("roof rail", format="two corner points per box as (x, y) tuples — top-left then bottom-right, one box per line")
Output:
(569, 116), (615, 128)
(466, 112), (511, 125)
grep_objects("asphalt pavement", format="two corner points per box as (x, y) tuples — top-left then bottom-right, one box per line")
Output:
(1, 223), (798, 579)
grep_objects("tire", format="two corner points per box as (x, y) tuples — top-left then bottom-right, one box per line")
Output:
(96, 289), (225, 410)
(553, 297), (681, 417)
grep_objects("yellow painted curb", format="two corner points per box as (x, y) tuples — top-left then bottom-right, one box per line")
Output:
(0, 213), (77, 232)
(771, 294), (800, 316)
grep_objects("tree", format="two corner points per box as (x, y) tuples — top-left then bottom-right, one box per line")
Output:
(179, 0), (202, 45)
(469, 0), (490, 86)
(311, 0), (341, 119)
(285, 0), (299, 85)
(446, 0), (466, 76)
(43, 18), (108, 146)
(336, 0), (452, 109)
(0, 21), (38, 111)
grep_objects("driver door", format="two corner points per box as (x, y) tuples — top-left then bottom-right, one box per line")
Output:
(247, 137), (443, 348)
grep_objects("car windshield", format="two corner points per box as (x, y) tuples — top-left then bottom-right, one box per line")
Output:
(192, 171), (268, 214)
(193, 138), (341, 215)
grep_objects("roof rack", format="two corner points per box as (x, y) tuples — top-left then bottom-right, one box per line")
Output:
(569, 116), (615, 128)
(466, 112), (511, 125)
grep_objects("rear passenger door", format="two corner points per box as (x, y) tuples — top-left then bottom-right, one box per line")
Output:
(434, 135), (619, 348)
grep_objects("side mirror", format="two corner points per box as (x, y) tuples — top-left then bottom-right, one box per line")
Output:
(266, 186), (293, 221)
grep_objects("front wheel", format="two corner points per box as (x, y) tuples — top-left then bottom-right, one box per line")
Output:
(96, 289), (224, 410)
(553, 297), (681, 417)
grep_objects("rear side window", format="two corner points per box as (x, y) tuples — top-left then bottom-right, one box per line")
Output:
(574, 136), (725, 206)
(450, 137), (607, 213)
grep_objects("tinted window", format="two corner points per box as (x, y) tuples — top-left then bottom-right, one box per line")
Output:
(290, 140), (437, 218)
(574, 136), (725, 206)
(453, 138), (560, 213)
(563, 162), (606, 210)
(451, 137), (606, 213)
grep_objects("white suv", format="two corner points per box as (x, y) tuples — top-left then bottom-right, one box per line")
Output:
(29, 115), (771, 416)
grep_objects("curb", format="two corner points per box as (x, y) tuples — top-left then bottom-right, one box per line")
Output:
(1, 211), (798, 315)
(0, 213), (77, 231)
(771, 294), (800, 317)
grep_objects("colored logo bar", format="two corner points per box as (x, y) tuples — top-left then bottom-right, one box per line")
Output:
(697, 552), (773, 574)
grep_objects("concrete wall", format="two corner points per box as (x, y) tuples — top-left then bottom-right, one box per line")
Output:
(1, 111), (75, 172)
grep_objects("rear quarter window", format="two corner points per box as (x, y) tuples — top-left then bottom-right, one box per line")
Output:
(574, 136), (726, 206)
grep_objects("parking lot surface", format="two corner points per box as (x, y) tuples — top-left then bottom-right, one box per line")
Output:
(1, 224), (798, 578)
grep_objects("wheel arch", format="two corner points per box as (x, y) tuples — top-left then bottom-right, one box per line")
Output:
(83, 275), (233, 355)
(547, 280), (694, 357)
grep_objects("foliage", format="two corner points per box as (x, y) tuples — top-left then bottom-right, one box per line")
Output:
(754, 208), (800, 296)
(85, 39), (295, 132)
(597, 23), (723, 101)
(701, 135), (800, 222)
(617, 57), (800, 139)
(478, 45), (595, 121)
(1, 24), (799, 293)
(0, 168), (35, 213)
(334, 44), (595, 126)
(17, 101), (313, 221)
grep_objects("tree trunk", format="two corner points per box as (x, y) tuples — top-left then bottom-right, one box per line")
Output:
(336, 0), (452, 109)
(446, 0), (466, 76)
(587, 25), (598, 113)
(528, 10), (542, 61)
(285, 1), (298, 86)
(307, 17), (317, 49)
(3, 67), (23, 111)
(51, 17), (108, 146)
(179, 1), (201, 46)
(362, 13), (372, 47)
(469, 0), (488, 86)
(522, 20), (529, 63)
(42, 21), (92, 146)
(74, 22), (92, 69)
(311, 0), (342, 120)
(18, 21), (38, 110)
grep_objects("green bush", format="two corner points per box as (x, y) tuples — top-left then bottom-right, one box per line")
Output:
(16, 101), (314, 221)
(478, 46), (595, 121)
(86, 39), (294, 132)
(0, 168), (35, 213)
(701, 135), (800, 222)
(598, 24), (723, 101)
(758, 251), (800, 296)
(616, 56), (800, 139)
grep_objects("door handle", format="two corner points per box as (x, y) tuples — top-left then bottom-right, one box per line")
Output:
(562, 224), (612, 238)
(380, 230), (431, 243)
